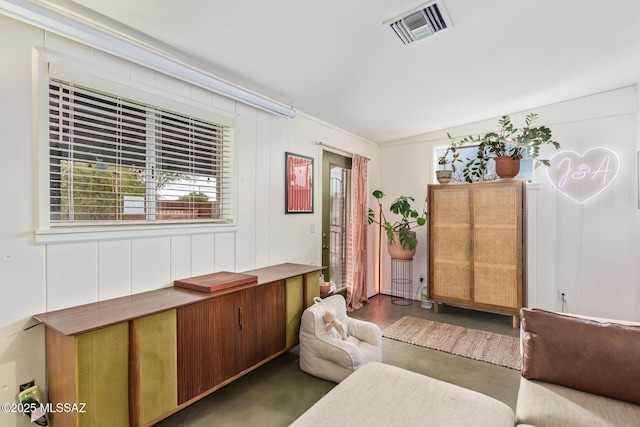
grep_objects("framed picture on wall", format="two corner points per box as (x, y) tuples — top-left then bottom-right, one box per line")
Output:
(285, 152), (314, 213)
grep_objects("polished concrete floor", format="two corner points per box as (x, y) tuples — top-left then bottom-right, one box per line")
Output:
(157, 295), (522, 426)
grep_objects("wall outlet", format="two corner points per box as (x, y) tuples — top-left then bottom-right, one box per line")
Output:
(419, 274), (425, 283)
(559, 290), (568, 301)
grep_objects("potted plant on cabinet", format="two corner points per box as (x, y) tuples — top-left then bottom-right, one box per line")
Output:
(483, 113), (560, 178)
(448, 113), (561, 181)
(436, 140), (463, 184)
(367, 190), (427, 260)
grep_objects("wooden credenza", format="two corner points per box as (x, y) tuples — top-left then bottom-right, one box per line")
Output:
(34, 263), (322, 427)
(428, 180), (526, 327)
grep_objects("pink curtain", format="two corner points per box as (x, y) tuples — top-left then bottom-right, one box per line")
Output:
(347, 154), (369, 310)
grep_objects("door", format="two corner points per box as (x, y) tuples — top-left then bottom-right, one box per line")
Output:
(321, 151), (352, 290)
(239, 281), (286, 369)
(176, 293), (239, 403)
(428, 184), (472, 303)
(471, 182), (524, 310)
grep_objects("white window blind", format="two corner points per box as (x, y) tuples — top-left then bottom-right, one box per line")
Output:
(48, 78), (233, 225)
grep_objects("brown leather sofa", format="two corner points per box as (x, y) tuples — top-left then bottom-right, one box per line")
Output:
(516, 308), (640, 426)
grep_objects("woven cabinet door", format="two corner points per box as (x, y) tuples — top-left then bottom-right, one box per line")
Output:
(471, 182), (524, 310)
(428, 185), (472, 303)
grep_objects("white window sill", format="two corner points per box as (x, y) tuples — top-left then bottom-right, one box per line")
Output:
(35, 222), (238, 245)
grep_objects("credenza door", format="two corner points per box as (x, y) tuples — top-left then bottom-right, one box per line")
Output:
(176, 281), (286, 404)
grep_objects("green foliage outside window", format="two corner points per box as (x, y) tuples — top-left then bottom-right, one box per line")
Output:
(59, 162), (146, 221)
(178, 191), (210, 202)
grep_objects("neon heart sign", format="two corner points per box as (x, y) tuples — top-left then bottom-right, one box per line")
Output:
(545, 147), (620, 204)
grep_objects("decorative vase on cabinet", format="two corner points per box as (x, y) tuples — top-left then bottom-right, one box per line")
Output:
(494, 156), (521, 178)
(435, 170), (453, 184)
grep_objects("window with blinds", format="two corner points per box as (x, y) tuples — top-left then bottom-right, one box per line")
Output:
(48, 78), (233, 225)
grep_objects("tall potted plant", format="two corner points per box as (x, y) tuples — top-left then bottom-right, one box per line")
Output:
(367, 190), (426, 259)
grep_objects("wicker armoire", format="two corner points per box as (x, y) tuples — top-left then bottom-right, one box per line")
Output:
(427, 179), (526, 327)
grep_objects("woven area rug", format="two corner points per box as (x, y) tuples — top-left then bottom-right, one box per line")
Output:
(382, 315), (522, 370)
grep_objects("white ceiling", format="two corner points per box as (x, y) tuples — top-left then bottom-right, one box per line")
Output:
(39, 0), (640, 143)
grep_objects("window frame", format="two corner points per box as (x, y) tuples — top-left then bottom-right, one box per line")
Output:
(34, 50), (238, 244)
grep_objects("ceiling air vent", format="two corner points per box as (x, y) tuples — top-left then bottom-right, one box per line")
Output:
(386, 1), (451, 46)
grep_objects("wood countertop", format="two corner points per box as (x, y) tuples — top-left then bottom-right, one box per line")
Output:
(34, 263), (324, 336)
(243, 263), (323, 285)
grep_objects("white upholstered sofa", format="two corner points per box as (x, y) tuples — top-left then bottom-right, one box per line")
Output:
(293, 308), (640, 426)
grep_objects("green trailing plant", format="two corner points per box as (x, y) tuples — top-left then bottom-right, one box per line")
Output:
(437, 139), (463, 171)
(446, 133), (489, 182)
(367, 190), (426, 251)
(447, 113), (561, 182)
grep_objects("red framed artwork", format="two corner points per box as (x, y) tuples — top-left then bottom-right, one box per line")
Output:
(285, 152), (314, 213)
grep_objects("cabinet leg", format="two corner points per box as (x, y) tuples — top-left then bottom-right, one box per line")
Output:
(433, 302), (444, 314)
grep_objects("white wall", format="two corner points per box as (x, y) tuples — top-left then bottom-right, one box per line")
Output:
(381, 86), (640, 322)
(0, 15), (378, 427)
